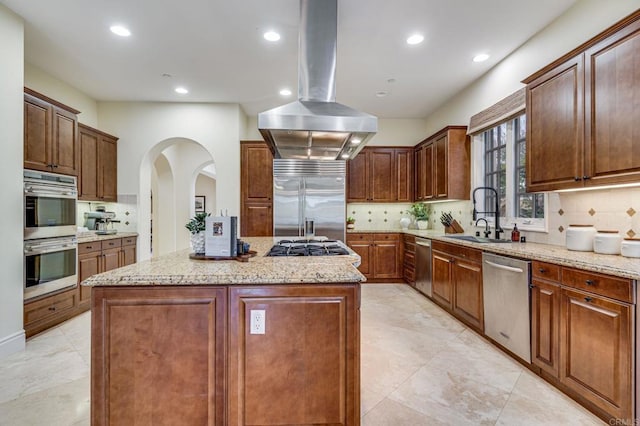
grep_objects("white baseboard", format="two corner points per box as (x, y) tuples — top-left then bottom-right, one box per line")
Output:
(0, 330), (26, 359)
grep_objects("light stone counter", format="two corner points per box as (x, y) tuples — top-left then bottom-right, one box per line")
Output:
(82, 237), (365, 286)
(349, 228), (640, 280)
(77, 231), (138, 243)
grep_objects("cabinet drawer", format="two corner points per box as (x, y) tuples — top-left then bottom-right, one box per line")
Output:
(121, 236), (137, 246)
(101, 238), (122, 250)
(432, 241), (482, 263)
(562, 267), (634, 303)
(404, 251), (415, 266)
(373, 233), (400, 241)
(532, 261), (561, 282)
(78, 241), (102, 255)
(24, 289), (76, 326)
(346, 233), (373, 242)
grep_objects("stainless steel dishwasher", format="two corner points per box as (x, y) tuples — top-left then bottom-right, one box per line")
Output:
(482, 252), (531, 363)
(415, 237), (432, 297)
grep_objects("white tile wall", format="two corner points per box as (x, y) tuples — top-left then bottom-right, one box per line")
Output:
(77, 194), (138, 233)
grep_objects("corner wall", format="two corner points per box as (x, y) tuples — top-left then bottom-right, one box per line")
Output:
(0, 4), (25, 358)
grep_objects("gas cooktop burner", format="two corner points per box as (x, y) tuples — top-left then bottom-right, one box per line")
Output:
(265, 240), (349, 257)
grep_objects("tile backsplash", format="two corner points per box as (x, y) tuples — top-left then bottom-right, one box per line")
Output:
(347, 203), (414, 230)
(77, 194), (138, 233)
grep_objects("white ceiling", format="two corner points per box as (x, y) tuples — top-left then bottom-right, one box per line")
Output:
(2, 0), (576, 118)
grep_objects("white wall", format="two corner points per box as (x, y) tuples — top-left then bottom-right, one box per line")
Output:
(196, 174), (217, 215)
(24, 63), (98, 128)
(0, 4), (25, 358)
(98, 102), (243, 259)
(152, 153), (175, 256)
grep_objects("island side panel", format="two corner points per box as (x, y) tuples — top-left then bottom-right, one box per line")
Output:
(91, 286), (226, 426)
(227, 284), (361, 426)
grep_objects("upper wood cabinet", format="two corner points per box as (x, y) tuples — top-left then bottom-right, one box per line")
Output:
(347, 147), (413, 202)
(78, 124), (118, 202)
(240, 141), (273, 236)
(24, 88), (80, 176)
(524, 11), (640, 191)
(414, 126), (469, 201)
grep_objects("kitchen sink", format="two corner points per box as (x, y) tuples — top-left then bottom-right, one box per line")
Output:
(445, 235), (512, 244)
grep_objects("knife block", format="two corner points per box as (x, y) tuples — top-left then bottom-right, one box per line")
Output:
(444, 220), (465, 234)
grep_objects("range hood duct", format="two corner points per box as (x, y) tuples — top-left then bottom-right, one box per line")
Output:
(258, 0), (377, 160)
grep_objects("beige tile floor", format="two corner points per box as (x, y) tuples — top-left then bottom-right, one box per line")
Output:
(0, 284), (605, 425)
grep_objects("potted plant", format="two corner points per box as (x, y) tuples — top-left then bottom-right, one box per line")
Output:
(409, 202), (429, 229)
(346, 216), (356, 229)
(185, 212), (210, 254)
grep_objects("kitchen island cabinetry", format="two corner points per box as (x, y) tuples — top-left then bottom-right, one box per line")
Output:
(524, 11), (640, 192)
(346, 233), (402, 281)
(78, 124), (118, 202)
(24, 88), (80, 176)
(347, 147), (413, 202)
(240, 141), (273, 236)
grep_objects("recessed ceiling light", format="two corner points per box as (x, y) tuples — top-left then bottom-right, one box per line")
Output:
(279, 89), (292, 96)
(175, 87), (189, 94)
(351, 138), (362, 144)
(341, 154), (350, 159)
(406, 34), (424, 45)
(376, 91), (388, 97)
(264, 31), (281, 42)
(473, 53), (490, 62)
(110, 25), (131, 37)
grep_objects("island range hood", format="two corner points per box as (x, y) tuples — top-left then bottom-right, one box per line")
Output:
(258, 0), (377, 161)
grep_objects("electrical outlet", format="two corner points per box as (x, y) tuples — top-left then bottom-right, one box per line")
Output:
(250, 309), (265, 334)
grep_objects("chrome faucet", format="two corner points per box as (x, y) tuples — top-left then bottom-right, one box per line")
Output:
(475, 218), (491, 238)
(472, 186), (504, 240)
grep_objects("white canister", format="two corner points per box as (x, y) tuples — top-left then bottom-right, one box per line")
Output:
(566, 224), (596, 251)
(621, 238), (640, 258)
(593, 230), (622, 255)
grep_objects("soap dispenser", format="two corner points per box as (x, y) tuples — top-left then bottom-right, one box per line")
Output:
(511, 224), (520, 242)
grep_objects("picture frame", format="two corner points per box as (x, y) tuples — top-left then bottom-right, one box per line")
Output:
(195, 195), (205, 212)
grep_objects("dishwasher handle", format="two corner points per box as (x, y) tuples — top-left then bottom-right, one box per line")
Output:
(416, 240), (431, 247)
(484, 259), (524, 274)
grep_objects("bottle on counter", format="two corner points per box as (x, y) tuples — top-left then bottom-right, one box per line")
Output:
(511, 224), (520, 242)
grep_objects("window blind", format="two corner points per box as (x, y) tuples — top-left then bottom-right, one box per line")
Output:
(467, 88), (525, 135)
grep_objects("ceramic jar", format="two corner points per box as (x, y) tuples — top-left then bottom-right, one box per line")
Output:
(593, 230), (622, 255)
(621, 238), (640, 258)
(190, 231), (206, 254)
(399, 217), (411, 230)
(565, 224), (597, 251)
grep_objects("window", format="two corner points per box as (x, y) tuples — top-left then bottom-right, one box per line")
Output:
(474, 114), (546, 231)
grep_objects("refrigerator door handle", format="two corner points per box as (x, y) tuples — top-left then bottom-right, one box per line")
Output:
(299, 179), (304, 237)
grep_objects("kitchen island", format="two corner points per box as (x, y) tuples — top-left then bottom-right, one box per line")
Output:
(83, 237), (364, 426)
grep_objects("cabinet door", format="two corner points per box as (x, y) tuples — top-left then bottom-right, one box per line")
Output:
(347, 151), (368, 202)
(348, 242), (372, 278)
(100, 136), (118, 202)
(372, 241), (400, 279)
(414, 145), (424, 201)
(79, 127), (99, 200)
(241, 202), (273, 237)
(51, 106), (78, 176)
(585, 19), (640, 186)
(228, 285), (359, 426)
(531, 279), (560, 377)
(526, 56), (584, 192)
(102, 247), (121, 272)
(24, 94), (52, 172)
(434, 136), (448, 198)
(423, 143), (435, 200)
(431, 251), (453, 310)
(241, 143), (273, 203)
(395, 148), (413, 202)
(369, 149), (395, 201)
(120, 244), (136, 267)
(24, 288), (77, 338)
(560, 288), (632, 420)
(78, 252), (101, 309)
(91, 286), (227, 426)
(451, 257), (483, 331)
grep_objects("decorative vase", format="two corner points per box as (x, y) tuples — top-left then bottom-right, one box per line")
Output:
(416, 220), (428, 230)
(399, 217), (411, 230)
(190, 231), (206, 254)
(347, 223), (355, 229)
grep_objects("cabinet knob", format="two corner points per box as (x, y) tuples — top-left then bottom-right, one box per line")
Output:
(584, 297), (593, 303)
(52, 164), (58, 168)
(538, 268), (546, 273)
(583, 176), (591, 180)
(529, 284), (536, 289)
(48, 306), (56, 311)
(585, 279), (594, 286)
(574, 177), (581, 181)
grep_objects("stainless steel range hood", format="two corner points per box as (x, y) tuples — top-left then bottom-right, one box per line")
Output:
(258, 0), (377, 161)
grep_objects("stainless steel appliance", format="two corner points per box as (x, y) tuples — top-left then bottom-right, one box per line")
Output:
(415, 237), (432, 297)
(84, 211), (118, 234)
(265, 239), (350, 257)
(482, 252), (532, 363)
(258, 0), (377, 160)
(273, 159), (346, 242)
(24, 170), (77, 239)
(24, 236), (77, 300)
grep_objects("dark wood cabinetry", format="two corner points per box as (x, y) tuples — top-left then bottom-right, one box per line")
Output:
(414, 126), (469, 201)
(531, 263), (561, 377)
(23, 287), (78, 338)
(347, 147), (413, 202)
(240, 141), (273, 236)
(431, 241), (483, 331)
(79, 124), (118, 202)
(346, 233), (402, 281)
(524, 11), (640, 191)
(24, 88), (80, 176)
(402, 234), (416, 284)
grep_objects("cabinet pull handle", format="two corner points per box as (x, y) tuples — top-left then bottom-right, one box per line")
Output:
(529, 284), (536, 289)
(574, 177), (581, 181)
(584, 297), (593, 303)
(585, 279), (594, 286)
(583, 176), (590, 180)
(86, 246), (92, 249)
(538, 268), (546, 273)
(48, 306), (56, 311)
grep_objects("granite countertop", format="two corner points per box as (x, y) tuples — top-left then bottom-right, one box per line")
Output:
(77, 231), (138, 243)
(82, 237), (365, 287)
(349, 228), (640, 281)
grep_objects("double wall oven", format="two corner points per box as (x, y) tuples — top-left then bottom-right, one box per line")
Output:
(23, 170), (78, 301)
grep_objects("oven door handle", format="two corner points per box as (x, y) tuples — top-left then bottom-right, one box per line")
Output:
(25, 185), (77, 199)
(25, 245), (77, 256)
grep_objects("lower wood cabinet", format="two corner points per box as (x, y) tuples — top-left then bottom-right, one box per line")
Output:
(23, 287), (78, 338)
(431, 241), (483, 332)
(403, 234), (416, 284)
(531, 278), (561, 377)
(346, 233), (402, 281)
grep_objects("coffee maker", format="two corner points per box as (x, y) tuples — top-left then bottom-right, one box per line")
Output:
(84, 211), (118, 234)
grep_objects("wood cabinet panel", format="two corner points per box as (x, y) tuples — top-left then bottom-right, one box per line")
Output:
(434, 135), (448, 198)
(395, 148), (414, 202)
(91, 286), (226, 426)
(347, 242), (372, 278)
(241, 202), (273, 237)
(531, 279), (561, 377)
(414, 145), (425, 201)
(78, 124), (118, 201)
(562, 267), (633, 303)
(347, 147), (412, 203)
(52, 107), (79, 176)
(23, 95), (51, 172)
(369, 149), (395, 202)
(346, 233), (401, 280)
(228, 285), (360, 425)
(346, 152), (368, 202)
(372, 241), (400, 279)
(24, 288), (77, 338)
(78, 252), (100, 307)
(431, 251), (453, 310)
(452, 257), (483, 331)
(532, 261), (561, 282)
(100, 137), (118, 202)
(79, 129), (99, 200)
(423, 143), (435, 200)
(120, 245), (136, 267)
(403, 235), (416, 284)
(240, 141), (273, 236)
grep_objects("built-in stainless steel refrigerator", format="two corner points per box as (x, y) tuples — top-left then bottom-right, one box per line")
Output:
(273, 159), (346, 242)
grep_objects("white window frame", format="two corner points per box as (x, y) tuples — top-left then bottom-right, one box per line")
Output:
(472, 116), (548, 233)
